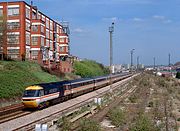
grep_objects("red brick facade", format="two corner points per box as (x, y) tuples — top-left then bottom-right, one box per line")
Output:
(0, 1), (72, 73)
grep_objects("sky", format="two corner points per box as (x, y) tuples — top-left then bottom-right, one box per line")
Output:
(4, 0), (180, 65)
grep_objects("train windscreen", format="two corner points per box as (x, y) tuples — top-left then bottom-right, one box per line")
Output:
(23, 90), (40, 97)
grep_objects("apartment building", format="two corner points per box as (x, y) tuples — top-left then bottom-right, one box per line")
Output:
(0, 1), (72, 73)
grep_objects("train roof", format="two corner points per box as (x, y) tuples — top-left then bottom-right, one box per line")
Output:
(27, 72), (130, 89)
(35, 81), (68, 89)
(34, 78), (94, 87)
(64, 78), (93, 85)
(92, 75), (108, 80)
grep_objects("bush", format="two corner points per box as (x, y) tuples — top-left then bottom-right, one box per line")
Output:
(107, 107), (126, 127)
(0, 61), (60, 99)
(79, 118), (101, 131)
(129, 95), (138, 103)
(130, 114), (159, 131)
(57, 117), (71, 131)
(177, 118), (180, 121)
(73, 60), (109, 78)
(176, 72), (180, 79)
(148, 101), (153, 107)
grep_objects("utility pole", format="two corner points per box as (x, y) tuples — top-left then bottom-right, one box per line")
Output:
(137, 56), (139, 70)
(109, 22), (114, 92)
(168, 53), (171, 73)
(130, 49), (135, 72)
(153, 57), (156, 70)
(168, 53), (171, 67)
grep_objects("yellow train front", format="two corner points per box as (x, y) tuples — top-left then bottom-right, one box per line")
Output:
(22, 82), (65, 108)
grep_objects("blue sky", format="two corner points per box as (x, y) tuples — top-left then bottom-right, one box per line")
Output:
(5, 0), (180, 65)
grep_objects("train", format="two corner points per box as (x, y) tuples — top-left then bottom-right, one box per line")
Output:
(22, 72), (132, 109)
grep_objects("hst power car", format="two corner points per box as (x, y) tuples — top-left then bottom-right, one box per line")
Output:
(22, 73), (131, 108)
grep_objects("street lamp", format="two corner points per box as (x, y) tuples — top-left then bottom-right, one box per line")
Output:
(109, 22), (114, 92)
(130, 49), (135, 72)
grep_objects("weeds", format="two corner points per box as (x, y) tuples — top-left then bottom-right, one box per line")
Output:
(79, 118), (101, 131)
(107, 107), (126, 127)
(130, 114), (159, 131)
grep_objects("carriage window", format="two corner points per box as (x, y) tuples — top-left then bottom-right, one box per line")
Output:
(39, 90), (44, 96)
(48, 88), (58, 94)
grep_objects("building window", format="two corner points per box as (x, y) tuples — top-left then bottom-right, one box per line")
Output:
(26, 33), (30, 45)
(50, 41), (53, 50)
(32, 25), (38, 32)
(7, 22), (20, 30)
(42, 15), (45, 22)
(7, 49), (19, 59)
(31, 36), (39, 45)
(7, 34), (19, 45)
(41, 37), (44, 46)
(0, 9), (3, 16)
(50, 21), (53, 30)
(56, 45), (59, 51)
(46, 39), (49, 47)
(26, 22), (30, 31)
(37, 13), (41, 20)
(8, 7), (19, 16)
(46, 30), (49, 39)
(60, 38), (64, 43)
(31, 50), (39, 58)
(7, 49), (19, 54)
(46, 19), (49, 28)
(59, 29), (62, 34)
(57, 35), (59, 42)
(26, 8), (30, 19)
(57, 26), (59, 34)
(32, 11), (36, 19)
(50, 32), (53, 40)
(60, 47), (65, 52)
(41, 26), (44, 33)
(7, 54), (19, 59)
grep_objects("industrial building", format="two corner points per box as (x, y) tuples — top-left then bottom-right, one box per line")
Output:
(0, 1), (72, 73)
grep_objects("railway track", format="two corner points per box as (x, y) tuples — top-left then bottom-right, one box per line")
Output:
(71, 83), (138, 131)
(0, 74), (137, 131)
(0, 103), (24, 116)
(0, 110), (31, 124)
(0, 104), (32, 124)
(14, 74), (137, 131)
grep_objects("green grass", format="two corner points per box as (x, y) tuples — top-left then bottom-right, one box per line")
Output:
(0, 61), (60, 99)
(73, 60), (109, 78)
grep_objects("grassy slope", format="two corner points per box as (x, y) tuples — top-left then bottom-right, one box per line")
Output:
(73, 60), (109, 78)
(0, 61), (60, 98)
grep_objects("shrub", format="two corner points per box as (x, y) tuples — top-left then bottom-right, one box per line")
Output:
(57, 117), (71, 131)
(129, 95), (138, 103)
(73, 60), (109, 78)
(148, 101), (153, 107)
(79, 118), (101, 131)
(177, 118), (180, 121)
(107, 107), (126, 127)
(176, 72), (180, 79)
(130, 114), (159, 131)
(0, 61), (60, 99)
